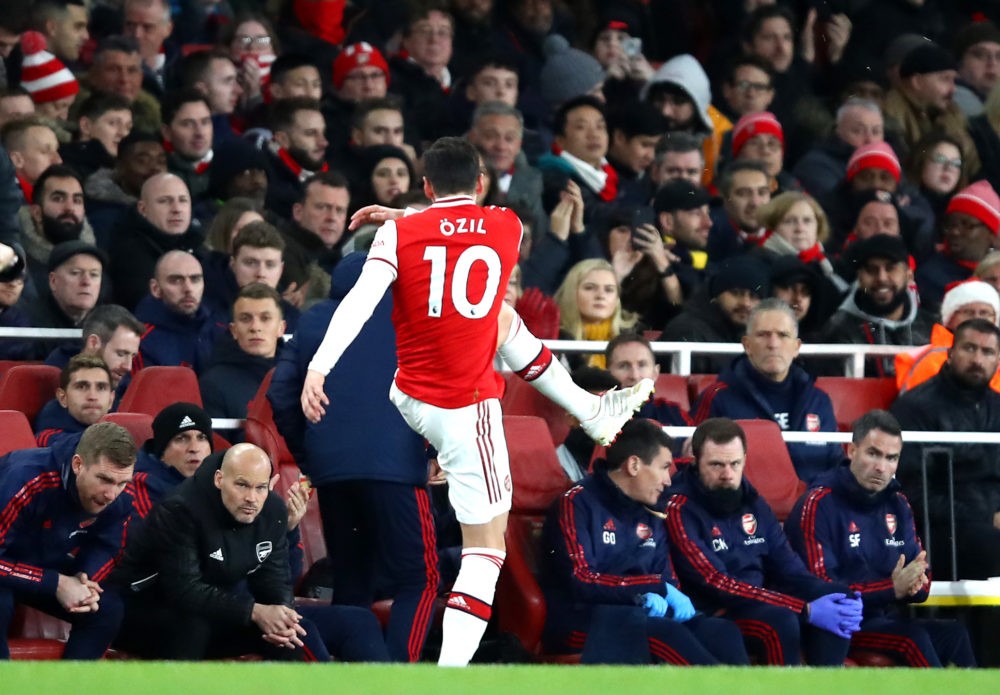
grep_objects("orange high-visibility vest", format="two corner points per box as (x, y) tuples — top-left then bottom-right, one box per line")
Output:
(896, 323), (1000, 394)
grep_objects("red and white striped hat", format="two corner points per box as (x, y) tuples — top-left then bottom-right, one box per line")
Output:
(946, 180), (1000, 234)
(19, 31), (79, 105)
(846, 141), (901, 183)
(732, 111), (784, 157)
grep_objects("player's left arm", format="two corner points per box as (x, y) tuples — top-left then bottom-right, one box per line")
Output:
(303, 223), (398, 421)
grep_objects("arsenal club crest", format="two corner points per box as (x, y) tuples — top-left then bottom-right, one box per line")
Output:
(742, 513), (757, 535)
(806, 414), (820, 432)
(636, 523), (652, 540)
(885, 514), (897, 535)
(256, 541), (273, 562)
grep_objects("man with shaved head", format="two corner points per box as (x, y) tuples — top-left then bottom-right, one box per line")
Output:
(111, 443), (389, 661)
(110, 172), (204, 310)
(132, 250), (223, 374)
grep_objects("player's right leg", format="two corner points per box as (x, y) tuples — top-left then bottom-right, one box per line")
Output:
(389, 385), (510, 667)
(495, 302), (653, 445)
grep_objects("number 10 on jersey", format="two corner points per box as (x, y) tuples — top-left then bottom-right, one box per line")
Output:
(423, 245), (503, 319)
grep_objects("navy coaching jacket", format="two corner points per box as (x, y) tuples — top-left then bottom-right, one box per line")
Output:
(785, 464), (928, 615)
(0, 435), (133, 593)
(33, 399), (89, 447)
(267, 252), (426, 487)
(540, 465), (675, 610)
(665, 465), (848, 615)
(694, 355), (844, 483)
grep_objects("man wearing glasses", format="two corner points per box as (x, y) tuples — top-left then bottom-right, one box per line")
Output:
(719, 55), (775, 123)
(916, 181), (1000, 312)
(390, 6), (455, 143)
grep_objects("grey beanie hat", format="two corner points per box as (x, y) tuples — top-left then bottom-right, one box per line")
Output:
(539, 34), (606, 108)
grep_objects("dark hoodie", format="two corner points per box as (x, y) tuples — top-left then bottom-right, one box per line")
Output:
(820, 283), (935, 377)
(267, 253), (426, 487)
(109, 205), (206, 311)
(199, 333), (280, 432)
(659, 289), (746, 374)
(133, 294), (226, 374)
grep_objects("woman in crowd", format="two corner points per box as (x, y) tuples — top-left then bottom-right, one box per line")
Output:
(906, 132), (966, 227)
(554, 258), (637, 369)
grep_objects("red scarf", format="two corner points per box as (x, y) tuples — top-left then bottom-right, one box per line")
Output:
(16, 173), (33, 204)
(293, 0), (346, 46)
(758, 231), (827, 264)
(163, 140), (213, 174)
(276, 146), (328, 182)
(943, 239), (983, 271)
(735, 217), (766, 245)
(550, 143), (618, 202)
(798, 243), (826, 264)
(598, 161), (619, 202)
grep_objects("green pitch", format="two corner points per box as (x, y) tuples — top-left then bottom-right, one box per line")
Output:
(2, 663), (994, 695)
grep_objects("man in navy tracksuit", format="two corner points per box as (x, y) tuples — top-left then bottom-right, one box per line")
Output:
(665, 418), (863, 665)
(694, 298), (843, 483)
(0, 423), (137, 659)
(540, 419), (749, 665)
(111, 444), (388, 662)
(786, 410), (976, 667)
(34, 355), (115, 448)
(268, 252), (438, 663)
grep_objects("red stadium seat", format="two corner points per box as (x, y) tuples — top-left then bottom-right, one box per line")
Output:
(7, 606), (70, 660)
(0, 364), (60, 426)
(244, 369), (296, 469)
(653, 374), (690, 412)
(119, 366), (202, 415)
(494, 416), (575, 661)
(101, 412), (154, 448)
(735, 419), (806, 522)
(0, 360), (41, 379)
(814, 377), (898, 432)
(0, 410), (37, 456)
(500, 373), (570, 446)
(687, 374), (718, 405)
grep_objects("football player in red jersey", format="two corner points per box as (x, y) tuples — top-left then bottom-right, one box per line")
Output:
(301, 137), (652, 666)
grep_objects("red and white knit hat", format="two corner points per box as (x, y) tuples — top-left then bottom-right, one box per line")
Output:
(19, 31), (79, 105)
(846, 142), (901, 183)
(946, 180), (1000, 234)
(732, 111), (783, 157)
(332, 42), (389, 90)
(941, 279), (1000, 327)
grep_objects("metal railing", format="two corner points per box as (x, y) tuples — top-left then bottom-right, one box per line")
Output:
(1, 328), (911, 377)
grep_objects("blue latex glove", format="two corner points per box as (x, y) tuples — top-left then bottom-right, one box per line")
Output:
(641, 592), (668, 618)
(807, 593), (862, 639)
(664, 583), (696, 622)
(835, 591), (864, 631)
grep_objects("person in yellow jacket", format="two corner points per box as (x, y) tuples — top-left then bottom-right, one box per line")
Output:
(895, 279), (1000, 393)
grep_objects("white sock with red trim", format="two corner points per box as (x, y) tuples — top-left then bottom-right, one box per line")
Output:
(497, 312), (600, 420)
(437, 546), (506, 667)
